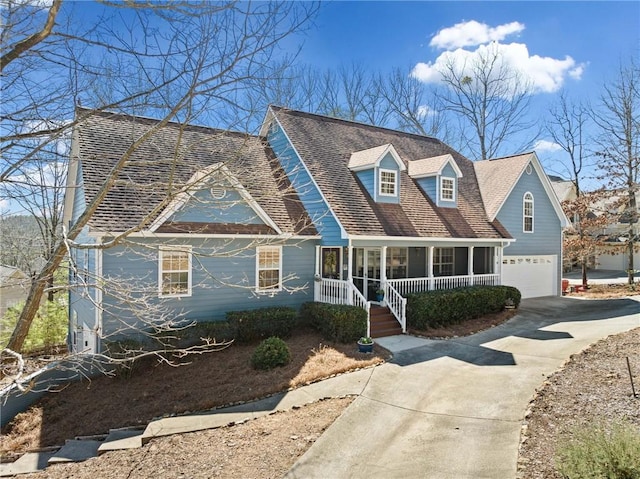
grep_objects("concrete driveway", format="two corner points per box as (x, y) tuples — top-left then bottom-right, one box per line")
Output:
(285, 296), (640, 479)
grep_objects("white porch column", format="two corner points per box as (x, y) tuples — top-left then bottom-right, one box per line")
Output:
(497, 245), (503, 285)
(468, 246), (475, 286)
(314, 245), (321, 301)
(428, 246), (434, 290)
(346, 245), (353, 281)
(381, 246), (388, 285)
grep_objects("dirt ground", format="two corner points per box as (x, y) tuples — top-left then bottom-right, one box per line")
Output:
(2, 289), (638, 478)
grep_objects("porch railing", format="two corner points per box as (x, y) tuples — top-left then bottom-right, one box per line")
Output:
(383, 281), (406, 333)
(388, 274), (500, 296)
(315, 278), (371, 336)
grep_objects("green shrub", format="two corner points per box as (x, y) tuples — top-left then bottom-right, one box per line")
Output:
(555, 420), (640, 479)
(300, 302), (367, 343)
(156, 320), (235, 348)
(251, 337), (291, 370)
(227, 307), (297, 343)
(0, 298), (68, 353)
(406, 285), (521, 330)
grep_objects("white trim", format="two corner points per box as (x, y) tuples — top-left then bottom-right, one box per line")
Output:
(523, 191), (534, 233)
(88, 231), (319, 240)
(95, 246), (103, 353)
(268, 109), (349, 240)
(256, 245), (283, 293)
(349, 143), (407, 172)
(158, 245), (192, 298)
(348, 234), (515, 245)
(378, 168), (398, 197)
(440, 176), (456, 202)
(63, 125), (82, 227)
(408, 154), (463, 179)
(147, 163), (282, 235)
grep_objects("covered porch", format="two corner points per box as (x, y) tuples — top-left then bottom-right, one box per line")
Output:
(313, 242), (504, 337)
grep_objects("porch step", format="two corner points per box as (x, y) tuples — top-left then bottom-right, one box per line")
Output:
(369, 306), (402, 338)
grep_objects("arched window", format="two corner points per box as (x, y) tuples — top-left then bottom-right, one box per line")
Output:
(523, 192), (534, 232)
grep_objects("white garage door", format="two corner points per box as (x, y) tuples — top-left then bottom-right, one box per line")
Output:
(502, 255), (557, 298)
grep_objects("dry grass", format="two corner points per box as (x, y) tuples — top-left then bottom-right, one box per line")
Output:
(565, 282), (638, 299)
(0, 329), (386, 457)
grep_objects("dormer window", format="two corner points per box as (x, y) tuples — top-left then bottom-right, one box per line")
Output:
(379, 169), (397, 196)
(441, 177), (455, 201)
(349, 144), (405, 204)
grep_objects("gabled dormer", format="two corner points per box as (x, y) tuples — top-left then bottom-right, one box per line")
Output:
(408, 154), (463, 208)
(348, 143), (406, 204)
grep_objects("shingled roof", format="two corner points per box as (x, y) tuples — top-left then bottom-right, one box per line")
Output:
(73, 109), (316, 236)
(474, 152), (534, 221)
(270, 106), (509, 240)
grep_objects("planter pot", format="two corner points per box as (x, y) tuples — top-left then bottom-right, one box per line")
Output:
(376, 293), (384, 302)
(357, 341), (374, 353)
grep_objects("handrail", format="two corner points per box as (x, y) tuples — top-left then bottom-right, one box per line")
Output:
(348, 282), (371, 337)
(383, 281), (407, 333)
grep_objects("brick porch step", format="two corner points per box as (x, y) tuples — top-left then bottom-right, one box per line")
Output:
(369, 306), (402, 338)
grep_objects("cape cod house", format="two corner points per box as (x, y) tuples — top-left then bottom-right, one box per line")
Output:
(63, 106), (568, 353)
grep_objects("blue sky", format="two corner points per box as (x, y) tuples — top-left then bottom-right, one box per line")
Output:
(292, 1), (639, 182)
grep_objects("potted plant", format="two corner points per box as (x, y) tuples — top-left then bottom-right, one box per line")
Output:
(375, 287), (385, 302)
(357, 336), (374, 353)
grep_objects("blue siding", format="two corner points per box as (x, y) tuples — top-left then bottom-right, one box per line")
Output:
(497, 170), (562, 257)
(356, 170), (375, 199)
(268, 123), (345, 246)
(68, 226), (99, 349)
(99, 238), (317, 341)
(415, 176), (437, 203)
(169, 188), (264, 225)
(438, 164), (458, 208)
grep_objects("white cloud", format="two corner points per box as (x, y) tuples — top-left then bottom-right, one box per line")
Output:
(430, 20), (525, 50)
(534, 140), (563, 153)
(411, 41), (585, 94)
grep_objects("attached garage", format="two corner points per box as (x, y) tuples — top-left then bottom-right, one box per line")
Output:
(502, 255), (557, 298)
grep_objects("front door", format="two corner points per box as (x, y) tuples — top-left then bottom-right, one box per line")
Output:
(352, 248), (381, 300)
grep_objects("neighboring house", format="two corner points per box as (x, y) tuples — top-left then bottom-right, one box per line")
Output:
(63, 107), (568, 353)
(0, 265), (30, 319)
(589, 190), (640, 271)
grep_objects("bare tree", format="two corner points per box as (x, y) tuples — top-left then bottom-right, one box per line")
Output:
(1, 0), (318, 358)
(434, 44), (537, 160)
(592, 58), (640, 285)
(546, 92), (597, 286)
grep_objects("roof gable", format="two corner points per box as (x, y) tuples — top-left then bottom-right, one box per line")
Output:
(475, 152), (569, 227)
(72, 109), (316, 237)
(148, 163), (282, 234)
(408, 154), (463, 179)
(348, 144), (406, 172)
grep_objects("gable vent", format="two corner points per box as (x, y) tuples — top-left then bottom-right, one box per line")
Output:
(210, 185), (226, 199)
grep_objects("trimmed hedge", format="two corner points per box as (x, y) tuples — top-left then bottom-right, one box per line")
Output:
(300, 302), (367, 343)
(407, 285), (521, 330)
(226, 306), (297, 343)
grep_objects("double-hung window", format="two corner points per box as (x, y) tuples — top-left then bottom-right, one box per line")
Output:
(257, 246), (282, 292)
(379, 169), (397, 196)
(441, 177), (455, 201)
(159, 246), (192, 297)
(523, 192), (534, 233)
